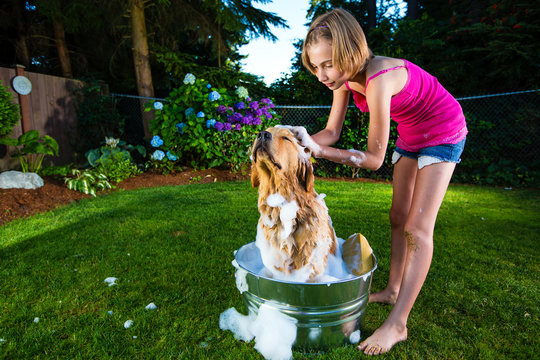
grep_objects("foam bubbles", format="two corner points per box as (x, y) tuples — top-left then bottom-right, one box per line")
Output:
(348, 149), (367, 167)
(349, 329), (361, 343)
(104, 277), (118, 286)
(220, 304), (297, 360)
(232, 259), (249, 294)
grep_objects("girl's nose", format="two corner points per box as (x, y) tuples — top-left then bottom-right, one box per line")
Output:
(316, 69), (327, 82)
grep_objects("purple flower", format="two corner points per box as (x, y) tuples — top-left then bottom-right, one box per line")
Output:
(215, 121), (224, 131)
(235, 102), (245, 110)
(249, 101), (259, 110)
(254, 108), (263, 117)
(242, 114), (253, 125)
(217, 105), (227, 114)
(263, 109), (273, 119)
(224, 122), (232, 131)
(234, 124), (242, 131)
(252, 117), (262, 126)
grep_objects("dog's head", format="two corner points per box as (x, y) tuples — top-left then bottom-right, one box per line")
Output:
(251, 126), (314, 193)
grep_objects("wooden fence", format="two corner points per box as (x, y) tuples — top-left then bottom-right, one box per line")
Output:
(0, 66), (82, 171)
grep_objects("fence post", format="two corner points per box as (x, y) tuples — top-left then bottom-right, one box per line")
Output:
(13, 64), (32, 133)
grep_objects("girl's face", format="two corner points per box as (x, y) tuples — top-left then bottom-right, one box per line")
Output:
(307, 40), (348, 90)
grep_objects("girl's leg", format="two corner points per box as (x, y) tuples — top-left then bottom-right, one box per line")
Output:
(359, 162), (456, 356)
(370, 156), (417, 304)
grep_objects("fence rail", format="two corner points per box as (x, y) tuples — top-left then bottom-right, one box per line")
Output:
(111, 89), (540, 187)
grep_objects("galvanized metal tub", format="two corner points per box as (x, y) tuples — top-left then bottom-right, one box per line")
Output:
(234, 241), (378, 350)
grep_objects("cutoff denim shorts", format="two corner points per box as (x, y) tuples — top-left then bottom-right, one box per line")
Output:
(392, 138), (466, 170)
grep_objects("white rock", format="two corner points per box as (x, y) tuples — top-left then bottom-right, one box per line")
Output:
(0, 171), (44, 189)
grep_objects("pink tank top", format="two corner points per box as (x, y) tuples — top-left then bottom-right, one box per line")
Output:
(345, 60), (467, 152)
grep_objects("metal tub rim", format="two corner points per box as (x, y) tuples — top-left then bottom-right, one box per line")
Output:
(235, 241), (378, 285)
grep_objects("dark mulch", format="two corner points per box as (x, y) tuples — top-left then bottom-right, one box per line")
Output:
(0, 168), (249, 226)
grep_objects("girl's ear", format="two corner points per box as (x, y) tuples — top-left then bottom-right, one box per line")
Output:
(251, 165), (260, 188)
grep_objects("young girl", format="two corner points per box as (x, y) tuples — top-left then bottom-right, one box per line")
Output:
(295, 8), (468, 356)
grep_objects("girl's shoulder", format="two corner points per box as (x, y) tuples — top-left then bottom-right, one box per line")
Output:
(366, 56), (405, 79)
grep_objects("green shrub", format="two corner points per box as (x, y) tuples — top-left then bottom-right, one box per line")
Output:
(147, 73), (280, 172)
(0, 80), (20, 139)
(95, 153), (141, 183)
(40, 164), (72, 178)
(85, 137), (144, 183)
(64, 169), (112, 197)
(0, 130), (59, 173)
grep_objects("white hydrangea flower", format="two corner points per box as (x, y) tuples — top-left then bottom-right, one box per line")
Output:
(235, 86), (249, 99)
(183, 73), (196, 85)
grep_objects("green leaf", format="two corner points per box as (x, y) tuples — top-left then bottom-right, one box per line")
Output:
(18, 130), (40, 145)
(0, 137), (17, 146)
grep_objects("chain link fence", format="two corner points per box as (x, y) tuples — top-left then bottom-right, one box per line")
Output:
(111, 89), (540, 187)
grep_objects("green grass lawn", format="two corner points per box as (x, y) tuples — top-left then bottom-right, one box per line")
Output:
(0, 180), (538, 359)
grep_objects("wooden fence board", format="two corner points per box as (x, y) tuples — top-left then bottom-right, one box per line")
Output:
(0, 66), (82, 171)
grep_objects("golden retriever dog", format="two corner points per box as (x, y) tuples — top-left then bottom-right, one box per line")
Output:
(251, 126), (337, 282)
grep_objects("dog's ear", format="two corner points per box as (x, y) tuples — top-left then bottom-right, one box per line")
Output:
(297, 159), (314, 193)
(251, 165), (260, 188)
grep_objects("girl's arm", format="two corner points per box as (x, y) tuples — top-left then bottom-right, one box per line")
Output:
(311, 87), (350, 146)
(313, 77), (393, 170)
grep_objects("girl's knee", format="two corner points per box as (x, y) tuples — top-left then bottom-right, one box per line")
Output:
(403, 226), (432, 250)
(389, 207), (408, 228)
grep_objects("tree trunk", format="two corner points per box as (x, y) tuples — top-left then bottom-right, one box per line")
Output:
(366, 0), (376, 33)
(53, 21), (73, 78)
(14, 0), (30, 68)
(407, 0), (419, 20)
(131, 0), (154, 139)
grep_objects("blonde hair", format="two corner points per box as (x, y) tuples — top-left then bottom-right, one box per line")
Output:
(302, 8), (373, 76)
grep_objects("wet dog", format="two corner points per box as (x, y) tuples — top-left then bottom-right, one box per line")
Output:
(251, 126), (337, 282)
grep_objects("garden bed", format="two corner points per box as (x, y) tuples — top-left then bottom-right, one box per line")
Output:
(0, 168), (249, 226)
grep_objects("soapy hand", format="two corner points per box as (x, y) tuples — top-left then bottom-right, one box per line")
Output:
(284, 126), (323, 157)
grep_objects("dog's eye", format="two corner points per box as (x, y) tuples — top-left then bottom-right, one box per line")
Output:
(282, 136), (292, 142)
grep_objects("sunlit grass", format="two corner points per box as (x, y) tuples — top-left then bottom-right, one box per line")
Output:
(0, 181), (538, 359)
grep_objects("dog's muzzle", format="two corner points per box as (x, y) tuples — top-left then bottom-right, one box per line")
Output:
(253, 131), (281, 169)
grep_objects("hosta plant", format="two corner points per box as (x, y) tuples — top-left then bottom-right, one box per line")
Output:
(64, 169), (112, 197)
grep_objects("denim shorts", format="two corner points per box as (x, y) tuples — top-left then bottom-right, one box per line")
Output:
(392, 138), (466, 170)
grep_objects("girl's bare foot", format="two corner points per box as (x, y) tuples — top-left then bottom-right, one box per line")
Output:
(357, 322), (407, 355)
(369, 288), (399, 304)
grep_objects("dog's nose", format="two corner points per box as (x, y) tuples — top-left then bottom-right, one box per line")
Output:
(257, 131), (272, 142)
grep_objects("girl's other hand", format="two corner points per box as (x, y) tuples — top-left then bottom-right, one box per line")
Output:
(287, 126), (323, 157)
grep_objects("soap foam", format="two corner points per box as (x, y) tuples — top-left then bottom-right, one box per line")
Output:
(220, 304), (297, 360)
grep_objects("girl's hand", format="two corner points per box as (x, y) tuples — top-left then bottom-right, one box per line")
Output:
(286, 126), (323, 157)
